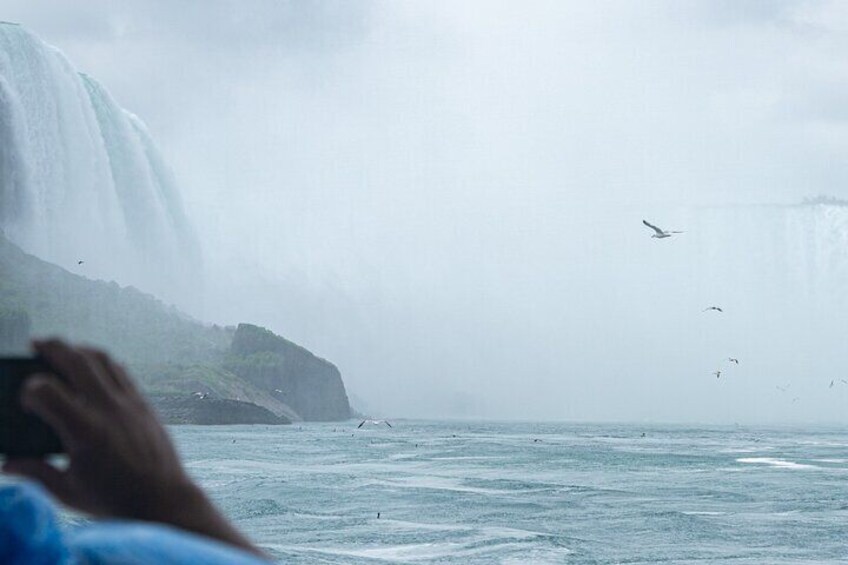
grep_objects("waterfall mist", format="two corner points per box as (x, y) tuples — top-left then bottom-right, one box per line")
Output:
(4, 2), (848, 423)
(0, 23), (200, 309)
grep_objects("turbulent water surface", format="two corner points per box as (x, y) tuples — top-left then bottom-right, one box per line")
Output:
(173, 421), (848, 564)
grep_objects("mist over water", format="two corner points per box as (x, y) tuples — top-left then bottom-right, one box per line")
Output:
(4, 2), (848, 423)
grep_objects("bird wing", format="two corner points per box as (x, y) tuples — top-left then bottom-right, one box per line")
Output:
(642, 220), (665, 235)
(357, 420), (365, 428)
(668, 231), (684, 234)
(384, 421), (392, 428)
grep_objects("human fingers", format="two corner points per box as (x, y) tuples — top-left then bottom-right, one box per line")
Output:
(21, 376), (94, 450)
(33, 339), (114, 406)
(2, 458), (73, 506)
(83, 347), (140, 396)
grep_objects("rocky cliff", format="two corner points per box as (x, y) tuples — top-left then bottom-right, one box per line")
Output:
(149, 394), (289, 425)
(0, 234), (352, 423)
(225, 324), (351, 422)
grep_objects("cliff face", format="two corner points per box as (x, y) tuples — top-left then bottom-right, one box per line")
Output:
(0, 234), (352, 424)
(149, 394), (289, 425)
(226, 324), (351, 421)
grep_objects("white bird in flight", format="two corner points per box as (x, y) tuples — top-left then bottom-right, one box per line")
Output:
(358, 419), (392, 429)
(728, 358), (739, 365)
(703, 306), (723, 313)
(713, 370), (722, 379)
(642, 220), (683, 239)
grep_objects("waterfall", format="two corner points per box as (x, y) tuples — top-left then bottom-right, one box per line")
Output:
(685, 201), (848, 309)
(0, 22), (200, 308)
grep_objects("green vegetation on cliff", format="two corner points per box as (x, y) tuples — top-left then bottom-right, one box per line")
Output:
(226, 324), (351, 421)
(0, 234), (350, 423)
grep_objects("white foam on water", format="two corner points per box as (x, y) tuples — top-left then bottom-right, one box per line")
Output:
(379, 519), (551, 541)
(266, 539), (571, 562)
(378, 475), (513, 495)
(736, 457), (818, 470)
(430, 456), (502, 461)
(720, 447), (773, 454)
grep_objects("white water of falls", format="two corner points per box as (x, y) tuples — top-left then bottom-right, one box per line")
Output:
(0, 22), (200, 308)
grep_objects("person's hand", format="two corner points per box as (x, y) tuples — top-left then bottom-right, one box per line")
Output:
(2, 339), (264, 557)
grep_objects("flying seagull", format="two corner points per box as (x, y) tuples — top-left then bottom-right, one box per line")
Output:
(713, 370), (722, 379)
(703, 306), (723, 313)
(642, 220), (683, 239)
(77, 260), (84, 265)
(728, 358), (739, 365)
(830, 380), (835, 389)
(358, 419), (392, 428)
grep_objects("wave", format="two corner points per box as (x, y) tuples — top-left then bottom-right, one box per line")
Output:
(736, 457), (818, 470)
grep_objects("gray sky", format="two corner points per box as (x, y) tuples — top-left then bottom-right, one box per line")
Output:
(7, 1), (848, 422)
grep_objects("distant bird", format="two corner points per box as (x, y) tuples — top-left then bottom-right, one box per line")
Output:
(193, 391), (208, 400)
(642, 220), (683, 239)
(358, 419), (392, 429)
(776, 384), (790, 393)
(728, 358), (739, 365)
(830, 380), (835, 389)
(273, 389), (283, 394)
(792, 397), (800, 404)
(842, 379), (848, 385)
(77, 260), (84, 265)
(713, 370), (722, 379)
(703, 306), (723, 313)
(377, 512), (381, 519)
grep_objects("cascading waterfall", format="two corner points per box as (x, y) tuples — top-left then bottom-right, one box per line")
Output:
(0, 22), (200, 308)
(675, 200), (848, 387)
(685, 201), (848, 310)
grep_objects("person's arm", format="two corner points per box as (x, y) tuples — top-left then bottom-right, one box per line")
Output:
(2, 339), (266, 558)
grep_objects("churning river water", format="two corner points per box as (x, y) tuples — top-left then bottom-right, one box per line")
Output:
(171, 421), (848, 564)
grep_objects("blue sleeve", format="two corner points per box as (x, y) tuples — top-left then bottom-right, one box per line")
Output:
(0, 482), (275, 565)
(0, 482), (72, 565)
(69, 522), (276, 565)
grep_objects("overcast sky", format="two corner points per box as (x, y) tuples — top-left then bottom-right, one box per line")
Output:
(7, 1), (848, 422)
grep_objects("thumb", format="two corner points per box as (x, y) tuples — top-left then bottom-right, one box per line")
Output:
(3, 458), (73, 506)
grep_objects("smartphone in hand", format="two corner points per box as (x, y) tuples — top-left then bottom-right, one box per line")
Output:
(0, 357), (64, 457)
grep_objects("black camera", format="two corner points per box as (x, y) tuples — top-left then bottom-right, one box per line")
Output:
(0, 357), (64, 457)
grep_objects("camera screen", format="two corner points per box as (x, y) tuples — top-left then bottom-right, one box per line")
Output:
(0, 358), (64, 457)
